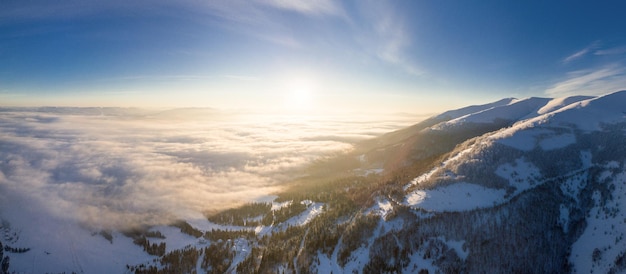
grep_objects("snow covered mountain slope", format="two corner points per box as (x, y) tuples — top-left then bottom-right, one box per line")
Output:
(432, 96), (551, 130)
(357, 97), (516, 151)
(536, 95), (595, 115)
(400, 90), (626, 273)
(353, 97), (544, 173)
(0, 91), (624, 273)
(431, 97), (517, 121)
(311, 90), (626, 273)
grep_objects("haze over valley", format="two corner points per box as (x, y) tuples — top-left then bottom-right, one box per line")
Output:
(0, 108), (419, 229)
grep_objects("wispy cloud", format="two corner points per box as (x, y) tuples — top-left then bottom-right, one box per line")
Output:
(562, 41), (600, 64)
(562, 42), (626, 64)
(563, 48), (591, 63)
(160, 1), (298, 49)
(254, 0), (345, 17)
(2, 1), (422, 78)
(545, 64), (626, 97)
(595, 46), (626, 56)
(353, 1), (423, 76)
(197, 0), (425, 76)
(201, 0), (423, 76)
(198, 0), (347, 49)
(375, 13), (422, 76)
(0, 1), (313, 49)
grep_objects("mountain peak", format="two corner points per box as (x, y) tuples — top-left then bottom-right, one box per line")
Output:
(432, 97), (516, 121)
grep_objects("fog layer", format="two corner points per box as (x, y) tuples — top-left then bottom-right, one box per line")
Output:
(0, 107), (417, 229)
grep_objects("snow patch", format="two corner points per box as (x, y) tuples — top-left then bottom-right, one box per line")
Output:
(580, 150), (593, 169)
(149, 225), (204, 253)
(279, 202), (324, 227)
(380, 217), (404, 232)
(314, 251), (343, 274)
(0, 194), (152, 274)
(271, 200), (292, 211)
(258, 201), (325, 235)
(405, 182), (506, 212)
(539, 133), (576, 150)
(570, 169), (626, 273)
(493, 128), (548, 151)
(440, 237), (469, 260)
(342, 245), (371, 273)
(226, 238), (251, 273)
(558, 204), (570, 233)
(559, 173), (587, 202)
(403, 250), (439, 273)
(405, 147), (473, 190)
(495, 158), (542, 193)
(368, 198), (394, 218)
(405, 168), (438, 190)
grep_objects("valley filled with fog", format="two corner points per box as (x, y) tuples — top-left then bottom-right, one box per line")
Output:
(0, 107), (420, 230)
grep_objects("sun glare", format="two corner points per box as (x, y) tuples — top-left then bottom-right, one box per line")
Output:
(283, 77), (316, 112)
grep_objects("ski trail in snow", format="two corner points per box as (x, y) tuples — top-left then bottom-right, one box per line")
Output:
(195, 250), (204, 274)
(294, 228), (309, 274)
(69, 236), (84, 274)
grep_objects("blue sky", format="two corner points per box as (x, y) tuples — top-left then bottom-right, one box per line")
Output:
(2, 0), (626, 113)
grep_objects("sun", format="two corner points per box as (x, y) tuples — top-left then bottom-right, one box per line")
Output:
(286, 88), (312, 108)
(282, 77), (316, 112)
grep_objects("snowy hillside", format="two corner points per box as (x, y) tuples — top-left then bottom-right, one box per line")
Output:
(401, 90), (626, 273)
(1, 90), (625, 273)
(432, 97), (551, 130)
(430, 97), (516, 122)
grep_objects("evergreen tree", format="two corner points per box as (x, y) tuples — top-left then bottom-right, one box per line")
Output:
(1, 256), (9, 274)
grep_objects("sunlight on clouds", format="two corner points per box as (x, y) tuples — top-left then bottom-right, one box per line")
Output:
(545, 65), (626, 97)
(0, 108), (417, 229)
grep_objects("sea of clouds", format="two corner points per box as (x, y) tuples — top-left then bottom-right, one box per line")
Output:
(0, 107), (420, 229)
